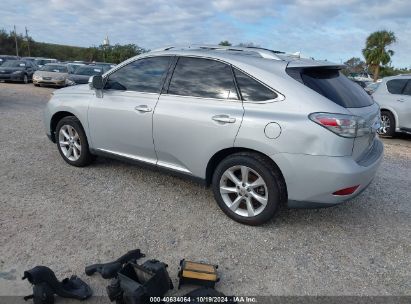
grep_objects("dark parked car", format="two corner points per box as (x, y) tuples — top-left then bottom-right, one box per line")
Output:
(34, 58), (57, 68)
(0, 60), (36, 83)
(0, 55), (19, 64)
(67, 65), (108, 85)
(22, 57), (37, 63)
(92, 62), (116, 69)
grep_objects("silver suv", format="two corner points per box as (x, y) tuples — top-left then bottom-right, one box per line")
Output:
(44, 45), (383, 225)
(372, 75), (411, 136)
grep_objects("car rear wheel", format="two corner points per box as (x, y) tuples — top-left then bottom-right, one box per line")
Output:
(22, 74), (28, 84)
(56, 116), (93, 167)
(379, 111), (395, 137)
(212, 152), (286, 225)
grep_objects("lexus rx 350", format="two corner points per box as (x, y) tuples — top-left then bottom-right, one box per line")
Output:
(44, 45), (383, 225)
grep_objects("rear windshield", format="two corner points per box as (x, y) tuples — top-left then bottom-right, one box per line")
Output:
(288, 68), (374, 108)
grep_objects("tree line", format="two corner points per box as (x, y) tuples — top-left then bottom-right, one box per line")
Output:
(0, 29), (147, 63)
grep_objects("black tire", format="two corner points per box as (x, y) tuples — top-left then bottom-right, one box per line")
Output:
(55, 116), (93, 167)
(34, 84), (40, 87)
(212, 152), (286, 226)
(379, 110), (395, 137)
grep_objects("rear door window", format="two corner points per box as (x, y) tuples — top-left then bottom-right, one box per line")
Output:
(234, 69), (277, 101)
(387, 79), (408, 95)
(168, 57), (238, 100)
(402, 80), (411, 96)
(290, 68), (374, 108)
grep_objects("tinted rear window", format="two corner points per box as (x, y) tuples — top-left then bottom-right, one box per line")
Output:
(234, 69), (277, 101)
(386, 79), (408, 94)
(403, 80), (411, 96)
(289, 68), (374, 108)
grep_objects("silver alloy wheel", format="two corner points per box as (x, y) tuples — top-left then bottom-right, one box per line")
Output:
(58, 125), (81, 161)
(219, 165), (268, 217)
(379, 114), (390, 135)
(23, 75), (28, 84)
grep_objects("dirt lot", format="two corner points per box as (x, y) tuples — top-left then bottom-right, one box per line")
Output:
(0, 83), (410, 298)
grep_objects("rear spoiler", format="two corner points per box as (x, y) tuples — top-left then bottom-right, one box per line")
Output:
(286, 62), (346, 84)
(285, 57), (345, 69)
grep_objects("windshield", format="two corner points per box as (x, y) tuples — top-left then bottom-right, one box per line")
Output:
(288, 67), (374, 108)
(74, 66), (103, 76)
(40, 65), (68, 73)
(35, 59), (54, 65)
(2, 60), (26, 67)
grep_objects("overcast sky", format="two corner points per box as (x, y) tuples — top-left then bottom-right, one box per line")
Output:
(1, 0), (410, 67)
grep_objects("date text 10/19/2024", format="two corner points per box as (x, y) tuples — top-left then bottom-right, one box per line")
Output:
(150, 297), (257, 303)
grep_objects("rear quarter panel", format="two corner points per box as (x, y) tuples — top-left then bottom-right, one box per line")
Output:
(234, 72), (355, 157)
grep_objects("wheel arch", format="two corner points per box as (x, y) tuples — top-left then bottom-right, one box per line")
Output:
(50, 111), (79, 142)
(380, 107), (398, 129)
(205, 147), (287, 193)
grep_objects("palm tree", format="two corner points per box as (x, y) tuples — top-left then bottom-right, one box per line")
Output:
(362, 30), (396, 82)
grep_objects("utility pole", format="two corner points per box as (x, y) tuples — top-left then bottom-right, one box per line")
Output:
(25, 27), (31, 57)
(103, 34), (110, 63)
(14, 25), (19, 57)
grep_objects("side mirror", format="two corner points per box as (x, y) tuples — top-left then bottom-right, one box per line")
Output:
(90, 75), (104, 90)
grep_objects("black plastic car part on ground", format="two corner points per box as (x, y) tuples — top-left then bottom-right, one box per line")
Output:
(106, 260), (174, 304)
(22, 266), (92, 304)
(85, 249), (145, 279)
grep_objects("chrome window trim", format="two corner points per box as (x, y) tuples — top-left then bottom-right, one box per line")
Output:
(232, 66), (285, 103)
(102, 55), (174, 94)
(167, 55), (285, 103)
(102, 53), (285, 103)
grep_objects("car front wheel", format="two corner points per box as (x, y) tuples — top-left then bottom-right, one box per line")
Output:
(212, 152), (286, 225)
(56, 116), (93, 167)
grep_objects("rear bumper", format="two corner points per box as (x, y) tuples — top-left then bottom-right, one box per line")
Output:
(271, 138), (384, 207)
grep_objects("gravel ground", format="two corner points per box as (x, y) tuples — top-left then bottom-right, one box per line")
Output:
(0, 83), (410, 298)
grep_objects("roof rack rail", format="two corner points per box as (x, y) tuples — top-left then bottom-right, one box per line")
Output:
(149, 45), (284, 60)
(191, 44), (283, 60)
(149, 46), (175, 52)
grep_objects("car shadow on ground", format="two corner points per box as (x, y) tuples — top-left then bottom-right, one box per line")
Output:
(89, 155), (394, 229)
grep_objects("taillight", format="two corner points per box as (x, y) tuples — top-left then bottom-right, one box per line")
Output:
(309, 113), (369, 138)
(333, 185), (360, 196)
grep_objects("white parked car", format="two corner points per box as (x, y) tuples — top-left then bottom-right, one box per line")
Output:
(372, 75), (411, 136)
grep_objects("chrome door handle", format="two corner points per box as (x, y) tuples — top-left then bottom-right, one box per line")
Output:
(135, 105), (152, 112)
(212, 115), (236, 123)
(397, 99), (405, 102)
